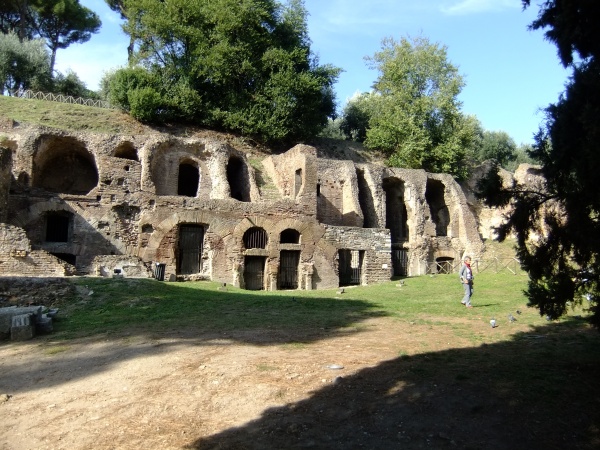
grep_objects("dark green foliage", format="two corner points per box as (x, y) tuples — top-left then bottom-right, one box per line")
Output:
(0, 32), (51, 94)
(340, 93), (371, 142)
(479, 0), (600, 327)
(110, 0), (339, 144)
(52, 69), (98, 98)
(475, 130), (517, 167)
(1, 0), (102, 92)
(348, 36), (477, 180)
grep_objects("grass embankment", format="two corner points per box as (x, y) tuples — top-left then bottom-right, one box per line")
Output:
(0, 95), (146, 134)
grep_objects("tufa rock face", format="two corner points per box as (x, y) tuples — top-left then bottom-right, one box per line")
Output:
(1, 125), (486, 289)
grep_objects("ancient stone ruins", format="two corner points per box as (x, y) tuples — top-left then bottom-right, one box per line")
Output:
(0, 120), (541, 294)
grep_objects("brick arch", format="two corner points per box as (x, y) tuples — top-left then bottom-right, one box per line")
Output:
(141, 210), (238, 261)
(11, 201), (84, 228)
(231, 216), (277, 243)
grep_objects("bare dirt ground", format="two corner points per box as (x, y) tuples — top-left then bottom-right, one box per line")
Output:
(2, 309), (599, 450)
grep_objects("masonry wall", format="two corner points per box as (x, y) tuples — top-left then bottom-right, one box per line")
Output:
(0, 224), (75, 277)
(322, 225), (392, 285)
(0, 146), (11, 224)
(0, 125), (485, 289)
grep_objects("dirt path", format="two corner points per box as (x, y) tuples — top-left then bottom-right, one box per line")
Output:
(0, 316), (597, 450)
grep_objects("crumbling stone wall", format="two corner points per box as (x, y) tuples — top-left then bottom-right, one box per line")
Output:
(1, 124), (484, 289)
(0, 145), (12, 223)
(0, 224), (75, 276)
(316, 159), (363, 227)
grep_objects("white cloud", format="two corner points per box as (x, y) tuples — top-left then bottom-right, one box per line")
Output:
(441, 0), (519, 15)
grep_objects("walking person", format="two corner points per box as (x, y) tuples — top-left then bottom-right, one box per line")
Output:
(459, 255), (474, 308)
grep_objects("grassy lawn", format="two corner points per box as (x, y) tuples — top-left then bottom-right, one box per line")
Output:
(55, 270), (588, 341)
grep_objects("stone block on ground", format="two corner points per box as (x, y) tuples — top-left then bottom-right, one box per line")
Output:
(0, 306), (42, 337)
(10, 313), (35, 341)
(36, 315), (53, 333)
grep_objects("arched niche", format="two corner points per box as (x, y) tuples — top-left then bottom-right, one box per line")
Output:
(425, 179), (450, 237)
(280, 228), (300, 244)
(383, 177), (409, 243)
(114, 141), (138, 161)
(227, 156), (250, 202)
(243, 227), (268, 249)
(33, 136), (98, 195)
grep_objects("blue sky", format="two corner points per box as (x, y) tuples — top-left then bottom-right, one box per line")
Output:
(55, 0), (569, 145)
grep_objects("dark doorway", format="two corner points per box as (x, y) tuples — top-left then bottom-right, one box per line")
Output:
(339, 249), (364, 286)
(178, 225), (204, 274)
(46, 212), (72, 242)
(425, 179), (450, 237)
(383, 177), (409, 242)
(178, 163), (199, 197)
(356, 169), (376, 228)
(391, 248), (408, 276)
(279, 251), (300, 289)
(435, 257), (455, 274)
(227, 157), (250, 202)
(244, 256), (266, 290)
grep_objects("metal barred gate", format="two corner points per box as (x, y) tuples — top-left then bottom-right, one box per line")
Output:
(391, 248), (408, 276)
(178, 225), (204, 274)
(244, 256), (266, 290)
(339, 250), (363, 286)
(279, 251), (300, 289)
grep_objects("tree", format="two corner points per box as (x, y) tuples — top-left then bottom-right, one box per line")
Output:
(33, 0), (101, 72)
(104, 0), (134, 62)
(478, 0), (600, 327)
(340, 92), (373, 142)
(0, 32), (51, 94)
(362, 36), (476, 180)
(52, 68), (98, 98)
(0, 0), (37, 41)
(475, 130), (517, 167)
(111, 0), (339, 143)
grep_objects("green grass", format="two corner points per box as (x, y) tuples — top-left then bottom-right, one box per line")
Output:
(52, 271), (590, 342)
(0, 95), (146, 134)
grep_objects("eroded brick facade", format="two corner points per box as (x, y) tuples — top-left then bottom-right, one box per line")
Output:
(0, 125), (483, 289)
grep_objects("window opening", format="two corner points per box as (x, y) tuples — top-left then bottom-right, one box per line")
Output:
(280, 229), (300, 244)
(294, 168), (303, 197)
(243, 227), (268, 249)
(383, 178), (409, 242)
(46, 212), (71, 242)
(178, 162), (199, 197)
(425, 179), (450, 237)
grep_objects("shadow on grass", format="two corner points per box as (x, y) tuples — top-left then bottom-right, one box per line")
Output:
(188, 319), (600, 450)
(0, 277), (387, 393)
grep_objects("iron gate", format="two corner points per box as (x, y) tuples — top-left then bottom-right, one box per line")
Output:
(178, 225), (204, 274)
(244, 256), (266, 290)
(279, 251), (300, 289)
(339, 250), (363, 286)
(391, 249), (408, 276)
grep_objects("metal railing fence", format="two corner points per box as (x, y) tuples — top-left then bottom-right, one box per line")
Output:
(8, 89), (113, 109)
